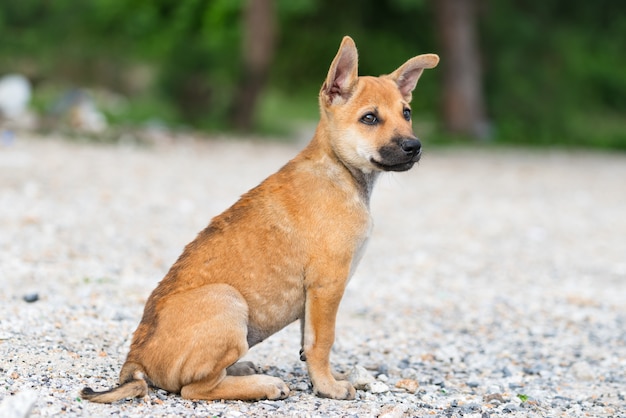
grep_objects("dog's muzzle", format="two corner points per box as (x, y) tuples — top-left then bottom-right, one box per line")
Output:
(371, 137), (422, 172)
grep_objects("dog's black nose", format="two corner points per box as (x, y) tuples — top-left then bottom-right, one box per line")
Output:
(401, 138), (421, 155)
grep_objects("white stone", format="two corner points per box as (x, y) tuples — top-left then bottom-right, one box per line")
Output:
(0, 74), (31, 118)
(347, 365), (375, 390)
(0, 389), (38, 418)
(367, 381), (390, 393)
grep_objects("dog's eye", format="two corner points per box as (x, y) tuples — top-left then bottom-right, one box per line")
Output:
(360, 113), (378, 125)
(403, 108), (411, 121)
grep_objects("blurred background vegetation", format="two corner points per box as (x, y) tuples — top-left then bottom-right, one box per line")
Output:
(0, 0), (624, 148)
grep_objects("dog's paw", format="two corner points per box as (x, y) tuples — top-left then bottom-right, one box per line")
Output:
(314, 379), (355, 400)
(226, 361), (258, 376)
(264, 377), (290, 400)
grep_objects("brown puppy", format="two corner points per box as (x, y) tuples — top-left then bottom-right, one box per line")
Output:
(80, 36), (438, 403)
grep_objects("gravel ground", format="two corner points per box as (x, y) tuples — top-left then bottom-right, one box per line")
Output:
(1, 134), (625, 418)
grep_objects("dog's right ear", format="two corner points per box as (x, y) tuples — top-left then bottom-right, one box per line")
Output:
(321, 36), (359, 106)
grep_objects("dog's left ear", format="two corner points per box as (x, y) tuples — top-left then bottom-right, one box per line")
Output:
(387, 54), (440, 102)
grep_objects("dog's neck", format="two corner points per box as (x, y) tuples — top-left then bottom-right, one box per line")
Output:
(343, 164), (378, 205)
(305, 128), (379, 207)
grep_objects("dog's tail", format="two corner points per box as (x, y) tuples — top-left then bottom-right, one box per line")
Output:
(80, 362), (148, 403)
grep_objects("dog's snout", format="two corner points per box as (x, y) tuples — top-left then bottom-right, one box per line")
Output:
(401, 138), (421, 155)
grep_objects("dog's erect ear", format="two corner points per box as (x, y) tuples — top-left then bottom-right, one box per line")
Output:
(387, 54), (439, 102)
(321, 36), (359, 105)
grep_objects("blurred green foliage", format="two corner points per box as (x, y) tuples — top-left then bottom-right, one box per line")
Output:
(0, 0), (624, 148)
(483, 1), (626, 148)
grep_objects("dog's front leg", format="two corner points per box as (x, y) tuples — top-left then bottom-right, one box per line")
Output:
(302, 283), (355, 400)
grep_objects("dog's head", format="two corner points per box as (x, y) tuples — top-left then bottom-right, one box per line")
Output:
(319, 36), (439, 173)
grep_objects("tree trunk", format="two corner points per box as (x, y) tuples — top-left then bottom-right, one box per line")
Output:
(435, 0), (489, 139)
(230, 0), (276, 131)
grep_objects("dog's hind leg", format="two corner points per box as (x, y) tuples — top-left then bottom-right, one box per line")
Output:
(181, 374), (289, 401)
(146, 283), (289, 401)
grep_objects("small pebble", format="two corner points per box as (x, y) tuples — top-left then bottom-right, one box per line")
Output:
(395, 378), (419, 393)
(502, 402), (522, 413)
(294, 382), (309, 392)
(397, 358), (411, 369)
(347, 365), (375, 390)
(484, 393), (505, 404)
(378, 404), (409, 418)
(23, 293), (39, 303)
(367, 381), (390, 394)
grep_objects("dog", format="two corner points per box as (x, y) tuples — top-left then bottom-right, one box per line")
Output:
(80, 36), (438, 403)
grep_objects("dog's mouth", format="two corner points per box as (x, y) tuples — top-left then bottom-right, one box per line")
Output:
(371, 152), (421, 172)
(370, 159), (417, 172)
